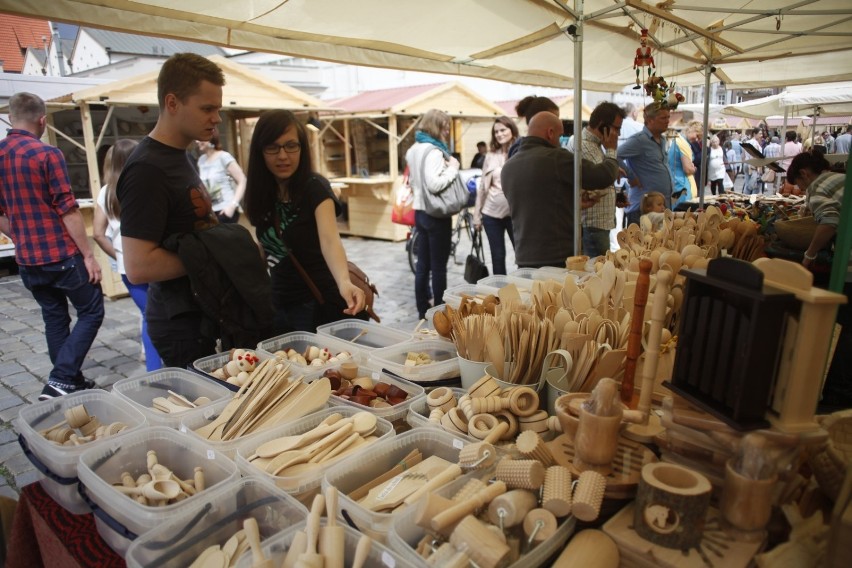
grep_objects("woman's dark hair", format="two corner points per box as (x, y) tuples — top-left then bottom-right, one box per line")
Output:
(102, 139), (138, 220)
(208, 131), (223, 150)
(515, 95), (559, 124)
(244, 110), (313, 229)
(786, 150), (831, 185)
(490, 116), (519, 152)
(785, 130), (798, 142)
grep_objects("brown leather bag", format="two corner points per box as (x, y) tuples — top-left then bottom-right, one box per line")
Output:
(289, 253), (381, 323)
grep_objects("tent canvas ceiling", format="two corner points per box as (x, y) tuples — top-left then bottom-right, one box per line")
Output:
(722, 82), (852, 119)
(52, 55), (329, 112)
(2, 1), (851, 91)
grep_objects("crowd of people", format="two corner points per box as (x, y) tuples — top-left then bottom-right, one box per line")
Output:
(0, 51), (849, 401)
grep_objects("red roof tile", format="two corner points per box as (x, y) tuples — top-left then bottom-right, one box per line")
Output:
(0, 15), (51, 73)
(331, 83), (444, 113)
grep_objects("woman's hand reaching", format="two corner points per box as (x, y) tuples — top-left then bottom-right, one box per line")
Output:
(340, 282), (367, 316)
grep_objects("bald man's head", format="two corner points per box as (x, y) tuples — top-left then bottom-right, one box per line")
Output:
(527, 111), (564, 147)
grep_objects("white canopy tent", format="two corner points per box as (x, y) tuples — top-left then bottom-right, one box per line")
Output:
(723, 82), (852, 119)
(2, 0), (852, 250)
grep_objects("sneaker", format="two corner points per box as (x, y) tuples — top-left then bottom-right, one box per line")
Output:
(38, 379), (97, 401)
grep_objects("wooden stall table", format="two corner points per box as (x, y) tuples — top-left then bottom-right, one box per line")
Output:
(334, 176), (409, 241)
(7, 483), (124, 568)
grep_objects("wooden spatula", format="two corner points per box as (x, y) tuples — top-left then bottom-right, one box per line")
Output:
(253, 413), (344, 459)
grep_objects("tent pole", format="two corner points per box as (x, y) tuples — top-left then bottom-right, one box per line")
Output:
(573, 0), (584, 256)
(699, 61), (711, 208)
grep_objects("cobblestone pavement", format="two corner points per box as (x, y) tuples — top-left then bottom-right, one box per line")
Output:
(0, 230), (515, 498)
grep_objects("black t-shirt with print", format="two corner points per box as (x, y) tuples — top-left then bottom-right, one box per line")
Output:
(257, 175), (343, 309)
(118, 137), (218, 338)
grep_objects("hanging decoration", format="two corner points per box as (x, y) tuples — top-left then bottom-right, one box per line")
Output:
(633, 28), (655, 89)
(643, 75), (684, 110)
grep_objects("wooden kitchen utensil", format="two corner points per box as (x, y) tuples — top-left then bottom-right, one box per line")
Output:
(431, 480), (508, 535)
(295, 494), (325, 568)
(487, 489), (538, 528)
(243, 517), (272, 568)
(351, 534), (372, 568)
(449, 515), (511, 568)
(542, 466), (572, 518)
(319, 486), (344, 568)
(620, 258), (651, 407)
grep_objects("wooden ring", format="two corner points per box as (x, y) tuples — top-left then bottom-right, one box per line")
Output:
(427, 387), (456, 412)
(64, 405), (90, 429)
(441, 409), (467, 434)
(508, 387), (539, 417)
(468, 413), (500, 440)
(467, 375), (501, 399)
(494, 411), (518, 440)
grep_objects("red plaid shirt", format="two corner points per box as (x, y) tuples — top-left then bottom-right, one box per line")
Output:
(0, 129), (79, 265)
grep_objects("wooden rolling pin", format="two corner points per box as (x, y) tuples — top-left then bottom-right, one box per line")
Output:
(621, 258), (652, 407)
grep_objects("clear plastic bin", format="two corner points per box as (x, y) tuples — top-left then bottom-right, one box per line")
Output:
(77, 426), (240, 556)
(125, 476), (306, 568)
(14, 389), (148, 514)
(412, 305), (454, 343)
(191, 349), (273, 392)
(321, 429), (469, 543)
(368, 340), (460, 385)
(317, 319), (412, 351)
(257, 331), (366, 374)
(442, 283), (499, 309)
(234, 406), (395, 505)
(180, 396), (329, 459)
(388, 473), (577, 568)
(477, 274), (532, 290)
(234, 519), (405, 568)
(111, 368), (233, 429)
(306, 363), (425, 426)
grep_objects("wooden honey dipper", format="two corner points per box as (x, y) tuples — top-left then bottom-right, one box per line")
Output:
(495, 457), (545, 491)
(515, 430), (556, 466)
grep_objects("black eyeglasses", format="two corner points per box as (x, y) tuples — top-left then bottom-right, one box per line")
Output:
(263, 141), (301, 155)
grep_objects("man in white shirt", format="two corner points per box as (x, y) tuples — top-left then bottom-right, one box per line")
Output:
(618, 103), (643, 145)
(835, 125), (852, 154)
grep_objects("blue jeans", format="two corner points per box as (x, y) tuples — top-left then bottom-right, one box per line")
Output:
(121, 275), (162, 372)
(414, 210), (452, 319)
(19, 254), (104, 385)
(481, 214), (515, 275)
(624, 208), (642, 228)
(274, 300), (320, 334)
(582, 226), (611, 258)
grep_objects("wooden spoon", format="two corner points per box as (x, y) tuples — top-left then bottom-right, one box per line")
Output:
(253, 413), (344, 458)
(266, 423), (354, 476)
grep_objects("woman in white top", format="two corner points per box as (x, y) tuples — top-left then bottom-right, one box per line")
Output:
(196, 132), (247, 223)
(93, 139), (162, 371)
(474, 116), (519, 275)
(707, 135), (727, 195)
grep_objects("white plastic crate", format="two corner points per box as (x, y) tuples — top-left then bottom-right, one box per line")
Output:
(125, 476), (306, 568)
(317, 319), (412, 351)
(388, 473), (577, 568)
(15, 389), (147, 514)
(368, 340), (460, 385)
(321, 429), (470, 543)
(234, 519), (405, 568)
(111, 368), (232, 429)
(257, 331), (366, 374)
(77, 426), (239, 556)
(234, 406), (395, 505)
(441, 283), (499, 309)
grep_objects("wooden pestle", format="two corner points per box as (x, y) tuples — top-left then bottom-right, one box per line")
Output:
(621, 258), (652, 407)
(431, 480), (507, 535)
(319, 486), (344, 568)
(193, 467), (205, 492)
(244, 517), (272, 568)
(351, 534), (372, 568)
(281, 531), (308, 568)
(295, 494), (325, 568)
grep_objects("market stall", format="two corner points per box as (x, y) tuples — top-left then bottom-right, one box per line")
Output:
(318, 82), (504, 241)
(41, 55), (329, 297)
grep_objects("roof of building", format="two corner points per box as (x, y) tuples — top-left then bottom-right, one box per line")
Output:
(329, 82), (504, 118)
(82, 28), (225, 58)
(0, 15), (51, 73)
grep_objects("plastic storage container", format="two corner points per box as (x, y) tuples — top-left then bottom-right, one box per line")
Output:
(257, 331), (365, 374)
(191, 348), (272, 392)
(388, 473), (577, 568)
(179, 395), (329, 460)
(15, 389), (147, 514)
(369, 339), (460, 385)
(234, 519), (405, 568)
(125, 476), (306, 568)
(442, 283), (499, 309)
(321, 429), (470, 543)
(111, 368), (233, 429)
(77, 426), (240, 556)
(307, 363), (425, 426)
(317, 319), (412, 351)
(234, 406), (395, 504)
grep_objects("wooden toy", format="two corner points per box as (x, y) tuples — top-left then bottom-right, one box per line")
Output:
(495, 458), (545, 491)
(515, 430), (556, 466)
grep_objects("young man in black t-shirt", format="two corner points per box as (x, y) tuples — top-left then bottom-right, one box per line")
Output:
(118, 53), (225, 367)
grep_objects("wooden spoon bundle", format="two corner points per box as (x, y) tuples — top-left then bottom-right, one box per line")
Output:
(151, 390), (213, 414)
(195, 359), (330, 442)
(188, 525), (251, 568)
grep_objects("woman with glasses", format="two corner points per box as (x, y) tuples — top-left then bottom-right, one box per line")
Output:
(405, 109), (460, 319)
(244, 110), (366, 333)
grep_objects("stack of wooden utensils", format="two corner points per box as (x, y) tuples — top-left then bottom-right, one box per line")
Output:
(150, 390), (213, 414)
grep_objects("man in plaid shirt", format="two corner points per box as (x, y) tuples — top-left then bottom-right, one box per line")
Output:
(0, 93), (104, 400)
(578, 102), (626, 257)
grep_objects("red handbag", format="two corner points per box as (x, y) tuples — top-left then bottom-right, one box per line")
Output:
(391, 166), (416, 226)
